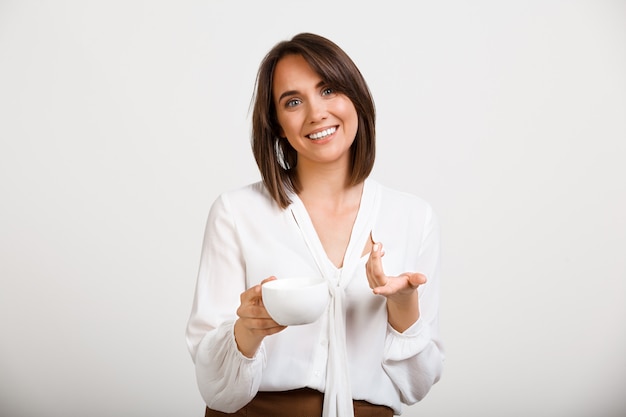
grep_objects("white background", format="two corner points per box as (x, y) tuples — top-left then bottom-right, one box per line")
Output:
(1, 1), (625, 416)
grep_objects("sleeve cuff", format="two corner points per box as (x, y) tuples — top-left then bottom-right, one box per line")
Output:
(384, 318), (432, 361)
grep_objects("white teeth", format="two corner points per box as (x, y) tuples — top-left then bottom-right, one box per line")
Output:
(308, 127), (336, 140)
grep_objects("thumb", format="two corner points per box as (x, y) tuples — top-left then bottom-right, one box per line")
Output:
(407, 273), (427, 288)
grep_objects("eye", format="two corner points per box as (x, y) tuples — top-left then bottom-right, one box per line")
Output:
(285, 98), (301, 108)
(321, 87), (335, 96)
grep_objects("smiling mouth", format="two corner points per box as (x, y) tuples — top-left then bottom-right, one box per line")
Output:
(307, 127), (337, 140)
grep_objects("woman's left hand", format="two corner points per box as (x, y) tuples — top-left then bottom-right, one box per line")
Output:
(365, 241), (426, 331)
(366, 242), (427, 298)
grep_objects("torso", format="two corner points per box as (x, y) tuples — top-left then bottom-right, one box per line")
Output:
(299, 184), (373, 268)
(306, 204), (359, 268)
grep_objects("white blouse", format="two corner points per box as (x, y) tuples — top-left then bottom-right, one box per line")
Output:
(186, 179), (444, 416)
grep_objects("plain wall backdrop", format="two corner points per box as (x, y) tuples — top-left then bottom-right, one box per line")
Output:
(1, 1), (625, 416)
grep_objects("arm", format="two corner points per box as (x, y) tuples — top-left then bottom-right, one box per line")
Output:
(185, 194), (265, 412)
(366, 205), (445, 403)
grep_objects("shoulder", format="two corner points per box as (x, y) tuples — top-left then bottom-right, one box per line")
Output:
(218, 181), (271, 203)
(369, 179), (434, 215)
(368, 180), (440, 250)
(209, 181), (281, 217)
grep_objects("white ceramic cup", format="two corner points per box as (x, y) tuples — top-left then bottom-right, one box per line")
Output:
(261, 277), (330, 326)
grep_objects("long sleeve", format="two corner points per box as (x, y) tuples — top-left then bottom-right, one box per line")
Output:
(186, 194), (265, 412)
(380, 201), (445, 404)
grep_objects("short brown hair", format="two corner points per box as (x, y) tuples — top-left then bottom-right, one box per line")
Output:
(251, 33), (376, 209)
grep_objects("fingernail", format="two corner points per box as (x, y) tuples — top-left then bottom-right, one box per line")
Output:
(373, 243), (379, 252)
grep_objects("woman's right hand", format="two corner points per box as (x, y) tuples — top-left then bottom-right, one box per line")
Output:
(233, 276), (286, 357)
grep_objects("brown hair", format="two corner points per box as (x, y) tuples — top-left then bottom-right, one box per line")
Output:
(251, 32), (376, 209)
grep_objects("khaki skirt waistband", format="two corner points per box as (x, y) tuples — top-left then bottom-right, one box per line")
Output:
(204, 387), (394, 417)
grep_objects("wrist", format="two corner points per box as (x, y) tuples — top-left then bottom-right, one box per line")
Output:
(234, 319), (263, 358)
(386, 290), (419, 332)
(387, 288), (418, 308)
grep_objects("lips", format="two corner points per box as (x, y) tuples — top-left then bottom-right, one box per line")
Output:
(307, 126), (337, 140)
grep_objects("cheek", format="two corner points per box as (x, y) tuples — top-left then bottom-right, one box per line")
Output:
(336, 96), (357, 116)
(276, 112), (299, 138)
(275, 114), (288, 138)
(339, 101), (359, 136)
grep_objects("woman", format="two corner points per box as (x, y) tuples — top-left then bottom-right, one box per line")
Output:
(186, 32), (444, 417)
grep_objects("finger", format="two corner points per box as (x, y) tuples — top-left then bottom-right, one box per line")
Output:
(366, 243), (384, 275)
(366, 243), (387, 288)
(373, 272), (427, 296)
(238, 318), (286, 339)
(257, 324), (287, 336)
(371, 275), (401, 296)
(236, 276), (288, 336)
(372, 274), (410, 296)
(260, 276), (277, 285)
(241, 276), (276, 305)
(244, 316), (285, 331)
(239, 285), (262, 307)
(235, 307), (265, 322)
(372, 281), (403, 297)
(408, 272), (427, 288)
(372, 286), (390, 296)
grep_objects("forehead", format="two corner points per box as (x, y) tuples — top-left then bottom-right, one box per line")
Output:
(272, 54), (322, 94)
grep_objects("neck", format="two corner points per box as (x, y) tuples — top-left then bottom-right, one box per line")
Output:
(296, 162), (363, 209)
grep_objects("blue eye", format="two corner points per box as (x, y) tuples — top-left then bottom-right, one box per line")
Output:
(286, 98), (301, 108)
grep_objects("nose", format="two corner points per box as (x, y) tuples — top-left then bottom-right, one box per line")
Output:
(307, 96), (328, 123)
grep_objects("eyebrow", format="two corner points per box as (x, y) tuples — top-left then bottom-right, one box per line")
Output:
(278, 80), (326, 103)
